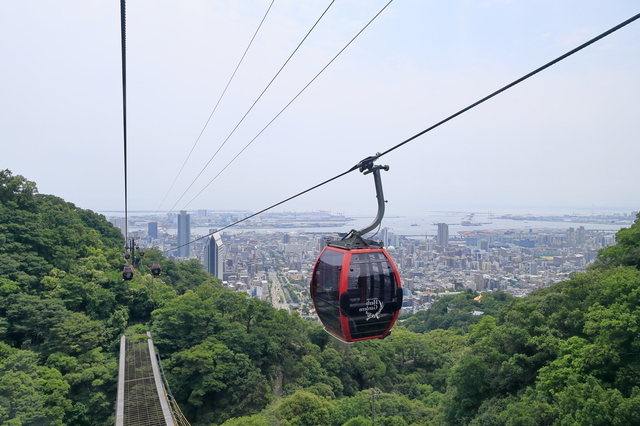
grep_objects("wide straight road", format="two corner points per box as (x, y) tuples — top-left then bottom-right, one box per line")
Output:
(268, 270), (290, 312)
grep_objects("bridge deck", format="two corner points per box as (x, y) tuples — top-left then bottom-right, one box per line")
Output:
(115, 334), (176, 426)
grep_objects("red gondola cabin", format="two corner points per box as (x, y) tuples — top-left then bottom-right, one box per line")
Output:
(309, 158), (401, 342)
(150, 263), (162, 277)
(122, 266), (134, 281)
(310, 243), (402, 343)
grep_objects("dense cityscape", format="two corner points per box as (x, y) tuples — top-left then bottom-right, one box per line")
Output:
(109, 209), (636, 317)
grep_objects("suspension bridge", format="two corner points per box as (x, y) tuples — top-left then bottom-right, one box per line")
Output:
(115, 332), (190, 426)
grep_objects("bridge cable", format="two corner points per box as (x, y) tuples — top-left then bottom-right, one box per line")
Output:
(156, 0), (277, 214)
(170, 11), (640, 253)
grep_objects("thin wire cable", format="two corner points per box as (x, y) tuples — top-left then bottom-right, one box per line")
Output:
(374, 11), (640, 162)
(155, 0), (276, 214)
(169, 0), (339, 212)
(180, 0), (393, 210)
(120, 0), (128, 241)
(169, 11), (640, 253)
(171, 168), (355, 252)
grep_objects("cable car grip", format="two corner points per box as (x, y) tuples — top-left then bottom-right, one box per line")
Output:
(340, 155), (390, 242)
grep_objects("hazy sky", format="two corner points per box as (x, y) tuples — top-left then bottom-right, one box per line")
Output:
(2, 1), (639, 218)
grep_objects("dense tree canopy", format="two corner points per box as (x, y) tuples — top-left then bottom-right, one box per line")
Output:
(2, 170), (640, 426)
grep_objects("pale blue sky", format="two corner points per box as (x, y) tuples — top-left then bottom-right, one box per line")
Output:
(1, 1), (639, 217)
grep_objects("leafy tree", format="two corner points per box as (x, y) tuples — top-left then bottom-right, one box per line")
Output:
(442, 355), (489, 424)
(0, 169), (38, 211)
(404, 291), (514, 334)
(45, 348), (118, 425)
(44, 312), (106, 355)
(278, 390), (333, 426)
(4, 294), (70, 348)
(593, 212), (640, 269)
(343, 416), (372, 426)
(220, 414), (271, 426)
(151, 289), (225, 352)
(0, 343), (71, 425)
(75, 208), (123, 249)
(166, 338), (271, 424)
(467, 315), (497, 344)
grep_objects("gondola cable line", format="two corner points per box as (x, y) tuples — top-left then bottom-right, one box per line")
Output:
(122, 0), (330, 279)
(167, 0), (343, 213)
(171, 10), (640, 254)
(120, 0), (135, 281)
(120, 0), (128, 243)
(373, 11), (640, 163)
(121, 0), (277, 280)
(156, 0), (277, 214)
(178, 0), (394, 210)
(120, 0), (158, 281)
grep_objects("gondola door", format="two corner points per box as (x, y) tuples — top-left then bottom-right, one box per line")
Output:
(340, 248), (401, 341)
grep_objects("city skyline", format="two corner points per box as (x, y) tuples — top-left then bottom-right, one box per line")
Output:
(112, 209), (634, 261)
(125, 213), (620, 305)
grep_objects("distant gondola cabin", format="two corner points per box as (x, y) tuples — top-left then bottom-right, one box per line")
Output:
(122, 266), (134, 281)
(150, 263), (161, 277)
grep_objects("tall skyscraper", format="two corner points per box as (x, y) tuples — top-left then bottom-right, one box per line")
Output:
(177, 210), (190, 258)
(204, 230), (224, 280)
(389, 233), (400, 248)
(576, 226), (586, 245)
(437, 223), (449, 248)
(148, 222), (158, 239)
(380, 227), (389, 247)
(566, 228), (576, 246)
(110, 217), (127, 236)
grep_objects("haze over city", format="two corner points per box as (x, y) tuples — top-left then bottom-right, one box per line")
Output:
(2, 1), (639, 217)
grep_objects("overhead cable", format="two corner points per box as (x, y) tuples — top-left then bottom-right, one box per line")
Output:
(373, 11), (640, 162)
(120, 0), (129, 240)
(172, 167), (354, 251)
(170, 11), (640, 253)
(169, 0), (340, 212)
(180, 0), (393, 210)
(156, 0), (277, 214)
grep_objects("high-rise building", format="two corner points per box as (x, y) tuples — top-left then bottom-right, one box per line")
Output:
(204, 229), (224, 280)
(576, 226), (586, 245)
(389, 233), (400, 248)
(566, 228), (576, 246)
(177, 210), (190, 258)
(380, 228), (389, 247)
(110, 217), (127, 236)
(148, 222), (158, 239)
(437, 223), (449, 247)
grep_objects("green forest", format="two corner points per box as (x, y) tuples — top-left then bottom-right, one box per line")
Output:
(1, 169), (640, 426)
